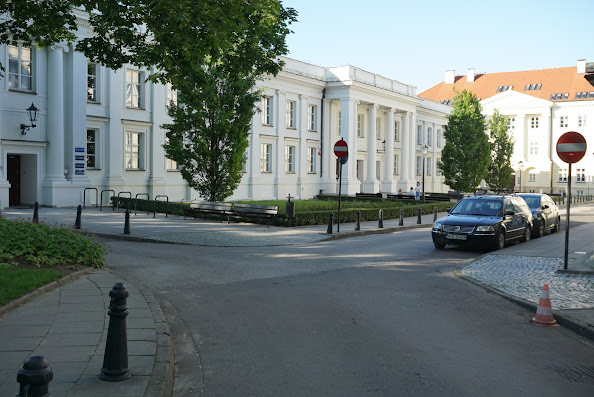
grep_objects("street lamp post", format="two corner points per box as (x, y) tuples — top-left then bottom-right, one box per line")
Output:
(422, 145), (428, 203)
(518, 161), (524, 193)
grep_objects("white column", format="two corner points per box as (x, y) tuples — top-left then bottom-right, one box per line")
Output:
(297, 94), (307, 198)
(248, 115), (261, 200)
(274, 90), (285, 199)
(409, 111), (418, 182)
(321, 98), (333, 190)
(106, 69), (125, 191)
(45, 46), (67, 182)
(364, 104), (378, 193)
(340, 98), (360, 195)
(382, 108), (395, 193)
(398, 111), (410, 191)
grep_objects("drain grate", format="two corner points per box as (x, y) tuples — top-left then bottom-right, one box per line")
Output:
(546, 364), (594, 384)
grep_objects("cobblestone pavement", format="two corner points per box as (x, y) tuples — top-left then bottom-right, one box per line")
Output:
(461, 255), (594, 310)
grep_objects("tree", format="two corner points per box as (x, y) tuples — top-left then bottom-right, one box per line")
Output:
(438, 89), (490, 192)
(485, 109), (515, 191)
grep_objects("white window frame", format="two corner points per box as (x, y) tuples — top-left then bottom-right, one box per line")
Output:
(436, 158), (443, 176)
(376, 117), (382, 141)
(559, 115), (568, 128)
(125, 131), (144, 170)
(577, 169), (586, 183)
(286, 100), (296, 129)
(529, 141), (538, 155)
(262, 96), (273, 125)
(578, 115), (585, 127)
(394, 121), (400, 142)
(416, 156), (422, 175)
(437, 130), (442, 147)
(308, 104), (317, 131)
(126, 69), (142, 108)
(529, 172), (536, 182)
(338, 111), (342, 136)
(558, 168), (568, 183)
(285, 145), (296, 173)
(427, 127), (433, 146)
(426, 157), (432, 176)
(416, 125), (423, 145)
(8, 44), (33, 91)
(393, 153), (399, 175)
(166, 83), (178, 108)
(86, 129), (99, 169)
(260, 143), (272, 172)
(357, 114), (364, 137)
(530, 117), (539, 129)
(87, 62), (98, 102)
(507, 117), (515, 131)
(307, 147), (316, 173)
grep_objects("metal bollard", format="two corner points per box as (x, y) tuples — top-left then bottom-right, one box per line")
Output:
(399, 208), (404, 226)
(75, 205), (82, 229)
(327, 212), (333, 234)
(433, 207), (438, 222)
(378, 209), (384, 228)
(355, 210), (360, 231)
(417, 207), (422, 224)
(100, 283), (131, 382)
(17, 356), (53, 397)
(33, 201), (39, 223)
(124, 210), (131, 235)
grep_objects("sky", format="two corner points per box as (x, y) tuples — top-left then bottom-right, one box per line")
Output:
(281, 0), (594, 93)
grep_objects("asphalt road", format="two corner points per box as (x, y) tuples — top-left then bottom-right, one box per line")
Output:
(104, 221), (594, 396)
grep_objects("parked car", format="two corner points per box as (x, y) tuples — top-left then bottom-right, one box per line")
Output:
(517, 193), (560, 237)
(431, 194), (533, 251)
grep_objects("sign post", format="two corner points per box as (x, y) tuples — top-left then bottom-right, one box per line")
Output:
(556, 131), (587, 270)
(334, 139), (348, 232)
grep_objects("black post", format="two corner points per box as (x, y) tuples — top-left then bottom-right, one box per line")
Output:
(564, 164), (572, 270)
(417, 207), (422, 224)
(124, 210), (131, 235)
(327, 212), (333, 234)
(100, 283), (131, 382)
(75, 205), (82, 229)
(355, 210), (360, 231)
(378, 209), (384, 228)
(399, 208), (404, 226)
(338, 162), (342, 233)
(33, 201), (39, 223)
(17, 356), (53, 397)
(433, 207), (438, 222)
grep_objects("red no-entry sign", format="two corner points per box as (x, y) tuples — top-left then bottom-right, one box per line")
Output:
(557, 131), (587, 164)
(334, 139), (348, 158)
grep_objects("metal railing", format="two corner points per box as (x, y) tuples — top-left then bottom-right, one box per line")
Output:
(83, 188), (98, 209)
(134, 193), (150, 215)
(154, 195), (169, 218)
(100, 190), (115, 211)
(116, 192), (132, 213)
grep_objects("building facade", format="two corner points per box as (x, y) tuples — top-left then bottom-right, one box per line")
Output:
(420, 60), (594, 196)
(0, 25), (450, 209)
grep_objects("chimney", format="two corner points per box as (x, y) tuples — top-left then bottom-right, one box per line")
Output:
(577, 59), (586, 74)
(445, 70), (455, 85)
(467, 68), (475, 83)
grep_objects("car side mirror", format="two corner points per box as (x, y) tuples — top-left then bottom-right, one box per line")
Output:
(446, 207), (451, 213)
(542, 205), (549, 209)
(504, 210), (515, 217)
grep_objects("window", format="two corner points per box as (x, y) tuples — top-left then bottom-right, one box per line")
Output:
(286, 100), (296, 128)
(87, 62), (97, 102)
(496, 85), (513, 92)
(8, 45), (32, 91)
(427, 127), (433, 146)
(575, 92), (589, 99)
(125, 132), (143, 170)
(577, 190), (584, 196)
(87, 129), (98, 168)
(338, 111), (341, 135)
(440, 99), (453, 105)
(558, 168), (568, 183)
(260, 143), (272, 172)
(394, 121), (400, 142)
(241, 150), (248, 173)
(416, 156), (422, 175)
(507, 117), (515, 131)
(551, 93), (569, 100)
(524, 83), (541, 91)
(560, 116), (568, 128)
(166, 158), (178, 171)
(416, 125), (423, 145)
(578, 115), (585, 127)
(308, 104), (317, 131)
(393, 153), (399, 175)
(262, 96), (273, 125)
(437, 130), (442, 147)
(577, 169), (585, 183)
(126, 69), (142, 108)
(376, 117), (382, 140)
(357, 114), (364, 137)
(307, 147), (316, 173)
(166, 83), (178, 107)
(529, 141), (538, 155)
(426, 157), (432, 175)
(530, 117), (539, 129)
(436, 158), (443, 176)
(529, 172), (536, 182)
(285, 145), (295, 173)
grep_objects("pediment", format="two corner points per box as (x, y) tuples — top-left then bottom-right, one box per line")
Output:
(480, 90), (552, 109)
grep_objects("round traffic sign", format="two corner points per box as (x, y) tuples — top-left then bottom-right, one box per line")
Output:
(557, 131), (587, 164)
(334, 139), (348, 158)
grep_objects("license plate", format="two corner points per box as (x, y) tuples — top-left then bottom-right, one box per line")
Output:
(447, 233), (467, 240)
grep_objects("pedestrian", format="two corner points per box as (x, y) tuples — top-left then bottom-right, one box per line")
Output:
(415, 182), (421, 200)
(408, 187), (415, 197)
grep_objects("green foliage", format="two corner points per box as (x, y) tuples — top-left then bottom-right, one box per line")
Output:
(438, 89), (490, 192)
(0, 219), (106, 268)
(485, 109), (515, 190)
(0, 267), (64, 306)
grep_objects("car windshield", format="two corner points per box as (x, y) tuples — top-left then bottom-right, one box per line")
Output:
(520, 196), (540, 209)
(451, 199), (502, 216)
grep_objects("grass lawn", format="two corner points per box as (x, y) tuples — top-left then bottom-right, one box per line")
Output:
(0, 267), (65, 306)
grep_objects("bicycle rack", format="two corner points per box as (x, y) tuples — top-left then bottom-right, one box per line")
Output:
(134, 193), (150, 215)
(100, 190), (116, 211)
(154, 195), (169, 218)
(116, 192), (132, 213)
(83, 188), (98, 209)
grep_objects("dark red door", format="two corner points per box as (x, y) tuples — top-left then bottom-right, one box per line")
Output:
(7, 155), (20, 206)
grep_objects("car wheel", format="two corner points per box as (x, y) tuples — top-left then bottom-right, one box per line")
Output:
(535, 218), (545, 238)
(434, 241), (446, 249)
(521, 226), (531, 242)
(492, 230), (505, 251)
(551, 217), (560, 233)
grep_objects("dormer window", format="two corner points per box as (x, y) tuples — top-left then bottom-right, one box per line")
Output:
(551, 93), (569, 100)
(524, 83), (542, 91)
(496, 85), (512, 92)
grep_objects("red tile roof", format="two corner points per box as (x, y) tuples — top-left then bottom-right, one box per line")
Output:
(419, 66), (594, 104)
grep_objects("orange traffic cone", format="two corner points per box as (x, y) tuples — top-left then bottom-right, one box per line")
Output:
(530, 283), (558, 326)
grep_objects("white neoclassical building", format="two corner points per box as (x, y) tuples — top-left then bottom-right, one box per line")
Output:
(420, 60), (594, 196)
(0, 23), (450, 209)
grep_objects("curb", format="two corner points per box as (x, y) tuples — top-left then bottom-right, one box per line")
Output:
(319, 223), (431, 241)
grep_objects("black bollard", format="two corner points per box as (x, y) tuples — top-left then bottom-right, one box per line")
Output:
(378, 209), (384, 228)
(124, 210), (131, 235)
(100, 283), (131, 382)
(433, 207), (438, 222)
(33, 201), (39, 223)
(417, 207), (422, 224)
(327, 212), (333, 234)
(17, 356), (53, 397)
(355, 210), (360, 231)
(399, 208), (404, 226)
(75, 205), (82, 229)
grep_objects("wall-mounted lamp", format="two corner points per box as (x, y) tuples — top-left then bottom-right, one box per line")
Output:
(377, 140), (386, 152)
(20, 102), (39, 135)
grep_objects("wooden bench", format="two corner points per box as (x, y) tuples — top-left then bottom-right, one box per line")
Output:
(231, 203), (278, 221)
(355, 192), (383, 199)
(387, 194), (416, 200)
(184, 201), (233, 221)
